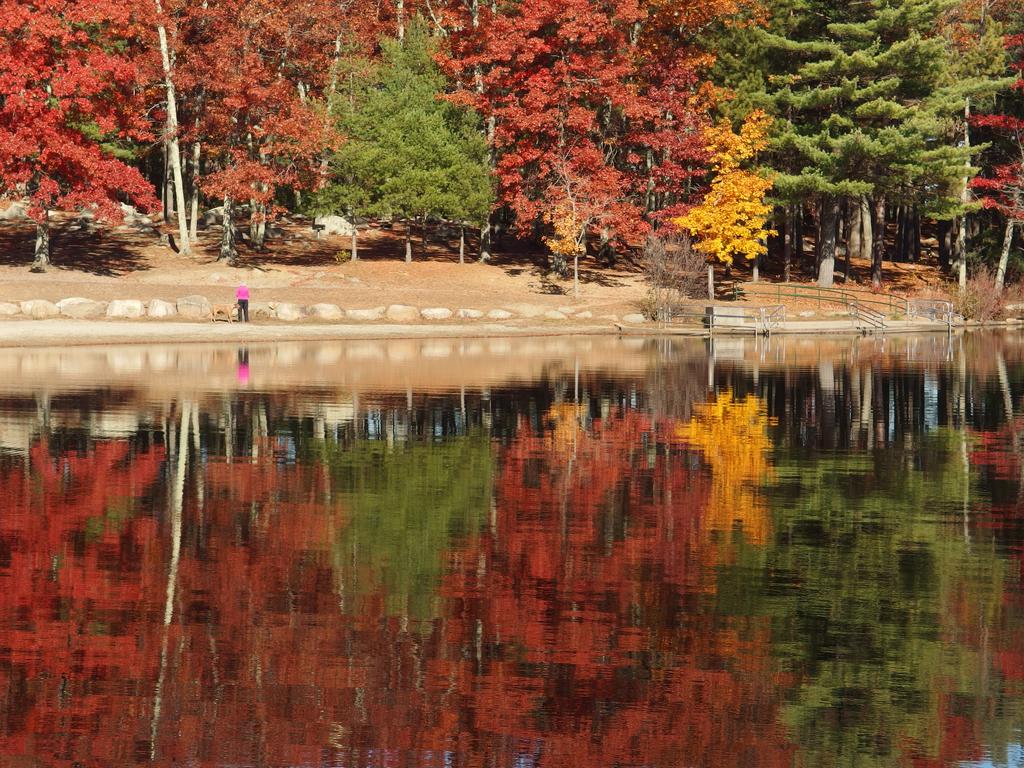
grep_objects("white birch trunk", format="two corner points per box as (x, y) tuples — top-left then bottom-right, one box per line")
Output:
(996, 219), (1016, 290)
(188, 141), (201, 242)
(154, 4), (191, 256)
(957, 98), (971, 291)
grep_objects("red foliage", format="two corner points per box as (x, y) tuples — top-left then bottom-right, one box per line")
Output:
(160, 0), (352, 214)
(441, 0), (746, 246)
(0, 0), (158, 221)
(971, 36), (1024, 221)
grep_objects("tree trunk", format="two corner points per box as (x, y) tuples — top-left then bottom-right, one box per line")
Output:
(405, 221), (412, 263)
(220, 196), (237, 266)
(459, 225), (465, 264)
(783, 204), (795, 283)
(479, 219), (492, 262)
(31, 211), (50, 273)
(817, 197), (839, 288)
(912, 207), (921, 262)
(351, 226), (358, 262)
(871, 196), (886, 288)
(895, 205), (907, 263)
(848, 198), (862, 269)
(997, 219), (1016, 290)
(396, 0), (405, 41)
(250, 202), (266, 250)
(956, 98), (972, 290)
(188, 142), (201, 242)
(939, 220), (952, 271)
(707, 263), (714, 301)
(154, 6), (191, 256)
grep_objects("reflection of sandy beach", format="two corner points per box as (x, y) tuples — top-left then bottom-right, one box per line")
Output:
(0, 331), (1018, 400)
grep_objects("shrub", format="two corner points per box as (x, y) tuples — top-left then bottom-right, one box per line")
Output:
(641, 233), (705, 320)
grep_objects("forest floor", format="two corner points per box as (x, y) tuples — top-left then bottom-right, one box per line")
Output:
(0, 209), (956, 320)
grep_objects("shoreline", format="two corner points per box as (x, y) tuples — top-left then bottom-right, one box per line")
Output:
(0, 317), (993, 349)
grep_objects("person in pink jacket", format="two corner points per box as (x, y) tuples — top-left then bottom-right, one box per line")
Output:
(236, 283), (250, 322)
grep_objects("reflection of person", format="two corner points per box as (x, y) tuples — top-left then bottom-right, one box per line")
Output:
(237, 348), (250, 386)
(236, 283), (250, 322)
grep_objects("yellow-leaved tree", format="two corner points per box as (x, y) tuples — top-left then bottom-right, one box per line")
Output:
(673, 110), (774, 296)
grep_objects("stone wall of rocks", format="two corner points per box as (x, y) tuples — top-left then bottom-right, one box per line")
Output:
(0, 298), (614, 323)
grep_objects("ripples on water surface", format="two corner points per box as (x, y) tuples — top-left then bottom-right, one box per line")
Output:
(1, 333), (1024, 767)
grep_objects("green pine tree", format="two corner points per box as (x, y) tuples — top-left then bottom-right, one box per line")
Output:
(312, 20), (493, 263)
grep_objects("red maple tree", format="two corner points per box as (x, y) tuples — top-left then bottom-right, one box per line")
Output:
(0, 0), (158, 270)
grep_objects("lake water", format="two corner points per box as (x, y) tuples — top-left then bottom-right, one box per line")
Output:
(1, 333), (1023, 768)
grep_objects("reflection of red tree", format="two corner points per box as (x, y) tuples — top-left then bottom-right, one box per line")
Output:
(0, 440), (165, 765)
(0, 410), (796, 768)
(417, 409), (795, 768)
(155, 456), (345, 767)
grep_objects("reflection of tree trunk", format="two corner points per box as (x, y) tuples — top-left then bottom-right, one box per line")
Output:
(958, 339), (970, 545)
(151, 400), (191, 760)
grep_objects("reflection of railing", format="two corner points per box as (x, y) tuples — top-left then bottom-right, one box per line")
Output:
(850, 301), (887, 330)
(735, 282), (905, 316)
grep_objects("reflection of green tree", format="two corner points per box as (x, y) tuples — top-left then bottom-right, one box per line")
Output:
(718, 429), (1020, 767)
(318, 431), (493, 621)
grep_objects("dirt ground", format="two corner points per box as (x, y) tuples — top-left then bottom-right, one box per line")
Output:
(0, 208), (954, 319)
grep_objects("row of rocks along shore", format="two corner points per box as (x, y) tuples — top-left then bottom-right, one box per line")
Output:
(2, 297), (646, 323)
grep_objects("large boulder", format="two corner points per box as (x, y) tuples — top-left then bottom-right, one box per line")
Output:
(0, 302), (20, 317)
(346, 306), (385, 321)
(544, 310), (568, 321)
(622, 313), (647, 324)
(486, 309), (514, 321)
(456, 308), (484, 319)
(505, 303), (546, 318)
(20, 300), (59, 319)
(0, 201), (27, 221)
(106, 300), (145, 319)
(250, 302), (276, 319)
(314, 215), (355, 237)
(575, 311), (593, 320)
(421, 307), (453, 321)
(275, 303), (305, 321)
(177, 295), (212, 320)
(147, 299), (178, 318)
(308, 303), (344, 320)
(386, 304), (420, 322)
(58, 297), (106, 319)
(202, 207), (224, 228)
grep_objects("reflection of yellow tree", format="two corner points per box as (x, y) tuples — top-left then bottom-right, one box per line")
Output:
(545, 403), (585, 456)
(675, 391), (774, 547)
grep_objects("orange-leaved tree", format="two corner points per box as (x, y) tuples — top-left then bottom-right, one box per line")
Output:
(674, 110), (774, 296)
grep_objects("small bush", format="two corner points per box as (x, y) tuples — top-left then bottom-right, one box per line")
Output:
(954, 266), (1024, 322)
(641, 233), (705, 320)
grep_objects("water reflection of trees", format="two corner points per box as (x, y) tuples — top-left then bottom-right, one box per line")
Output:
(1, 334), (1024, 766)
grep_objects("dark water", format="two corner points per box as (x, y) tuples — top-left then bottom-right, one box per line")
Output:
(1, 333), (1024, 767)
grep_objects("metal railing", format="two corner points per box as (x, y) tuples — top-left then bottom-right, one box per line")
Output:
(907, 299), (956, 328)
(700, 305), (786, 335)
(850, 301), (887, 330)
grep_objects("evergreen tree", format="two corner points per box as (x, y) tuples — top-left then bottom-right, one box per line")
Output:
(314, 20), (493, 262)
(715, 0), (1008, 288)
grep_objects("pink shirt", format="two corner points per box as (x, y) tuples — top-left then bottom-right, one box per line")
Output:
(236, 285), (250, 301)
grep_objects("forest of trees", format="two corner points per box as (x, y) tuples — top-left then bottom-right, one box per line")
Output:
(0, 0), (1022, 290)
